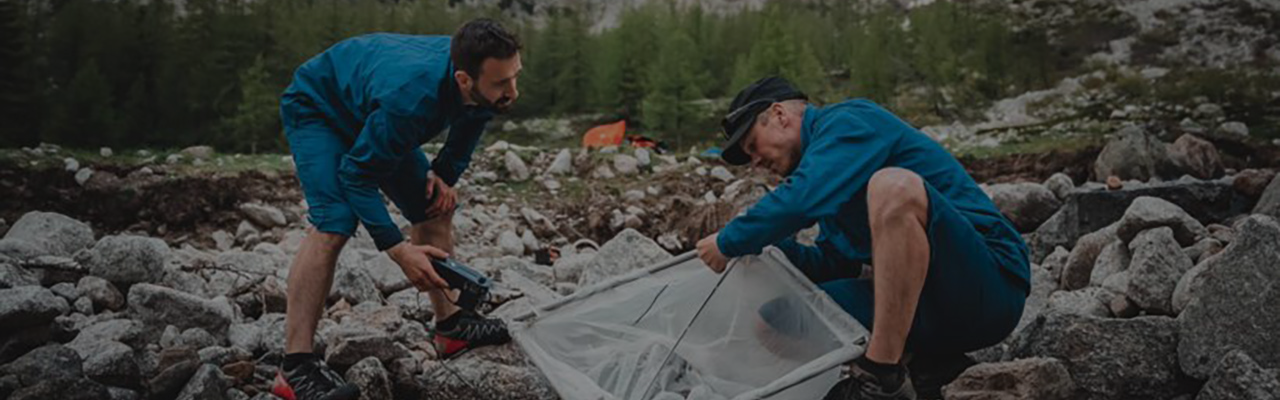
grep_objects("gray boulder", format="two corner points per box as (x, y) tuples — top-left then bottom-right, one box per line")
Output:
(238, 203), (286, 229)
(329, 264), (381, 306)
(0, 263), (39, 288)
(1046, 288), (1110, 317)
(127, 284), (235, 335)
(1008, 312), (1191, 399)
(364, 255), (410, 295)
(1197, 350), (1280, 400)
(325, 334), (410, 369)
(175, 363), (229, 400)
(1179, 215), (1280, 379)
(0, 344), (83, 386)
(81, 340), (139, 388)
(1, 211), (95, 258)
(407, 344), (555, 400)
(1027, 181), (1241, 263)
(1115, 197), (1207, 246)
(985, 182), (1062, 232)
(545, 149), (572, 175)
(1126, 227), (1194, 315)
(77, 276), (125, 312)
(9, 377), (110, 400)
(1060, 225), (1117, 291)
(1171, 254), (1214, 315)
(1089, 241), (1130, 287)
(503, 151), (530, 181)
(1255, 173), (1280, 219)
(577, 229), (671, 287)
(345, 357), (391, 400)
(612, 154), (639, 176)
(79, 235), (170, 287)
(1167, 134), (1223, 179)
(1093, 126), (1175, 181)
(1043, 173), (1075, 200)
(942, 357), (1076, 400)
(0, 286), (69, 328)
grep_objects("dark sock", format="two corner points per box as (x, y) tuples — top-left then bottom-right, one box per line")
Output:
(283, 352), (316, 371)
(856, 356), (905, 389)
(436, 311), (463, 331)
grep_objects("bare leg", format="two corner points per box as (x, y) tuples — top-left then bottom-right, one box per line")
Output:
(865, 167), (931, 364)
(285, 230), (349, 354)
(408, 210), (461, 322)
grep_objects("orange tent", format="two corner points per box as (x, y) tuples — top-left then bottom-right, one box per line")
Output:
(582, 120), (626, 148)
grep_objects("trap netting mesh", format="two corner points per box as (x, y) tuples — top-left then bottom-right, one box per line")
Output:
(512, 248), (869, 400)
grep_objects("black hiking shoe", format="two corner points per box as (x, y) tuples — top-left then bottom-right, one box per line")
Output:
(824, 357), (918, 400)
(271, 355), (360, 400)
(431, 309), (512, 359)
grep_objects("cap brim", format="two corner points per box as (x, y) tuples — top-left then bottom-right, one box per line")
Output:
(721, 118), (754, 166)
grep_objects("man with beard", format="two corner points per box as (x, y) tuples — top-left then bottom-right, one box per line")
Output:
(273, 19), (521, 400)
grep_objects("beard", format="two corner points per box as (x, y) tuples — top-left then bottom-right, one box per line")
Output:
(469, 84), (513, 114)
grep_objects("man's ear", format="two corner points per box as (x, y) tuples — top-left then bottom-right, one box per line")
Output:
(454, 70), (472, 91)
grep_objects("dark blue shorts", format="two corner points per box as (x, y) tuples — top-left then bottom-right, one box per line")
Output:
(782, 182), (1028, 355)
(282, 102), (433, 237)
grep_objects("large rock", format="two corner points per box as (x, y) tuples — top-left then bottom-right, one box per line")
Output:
(545, 149), (572, 175)
(9, 377), (111, 400)
(0, 286), (69, 328)
(1027, 181), (1243, 262)
(504, 151), (530, 181)
(1046, 288), (1110, 317)
(127, 284), (235, 335)
(1197, 350), (1280, 400)
(346, 357), (391, 400)
(329, 264), (381, 306)
(1089, 240), (1130, 287)
(1008, 312), (1191, 400)
(576, 229), (671, 287)
(174, 363), (229, 400)
(238, 203), (286, 229)
(79, 235), (170, 287)
(1125, 227), (1194, 315)
(985, 183), (1062, 232)
(612, 154), (639, 176)
(364, 256), (410, 295)
(0, 263), (40, 289)
(1114, 197), (1207, 246)
(1167, 134), (1223, 179)
(408, 348), (555, 400)
(0, 211), (95, 259)
(1060, 225), (1117, 291)
(77, 276), (125, 312)
(1255, 174), (1280, 218)
(0, 344), (83, 386)
(1043, 173), (1075, 200)
(941, 357), (1076, 400)
(325, 334), (410, 369)
(1179, 215), (1280, 379)
(1093, 126), (1175, 181)
(81, 340), (139, 388)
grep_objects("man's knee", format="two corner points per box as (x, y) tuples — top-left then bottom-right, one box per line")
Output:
(867, 167), (928, 227)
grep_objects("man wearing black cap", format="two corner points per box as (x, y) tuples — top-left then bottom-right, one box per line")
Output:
(696, 77), (1030, 400)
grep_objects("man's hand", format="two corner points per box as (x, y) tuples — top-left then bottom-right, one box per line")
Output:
(387, 242), (451, 291)
(697, 233), (730, 273)
(424, 171), (457, 219)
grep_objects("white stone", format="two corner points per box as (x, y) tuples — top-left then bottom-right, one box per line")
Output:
(74, 168), (93, 186)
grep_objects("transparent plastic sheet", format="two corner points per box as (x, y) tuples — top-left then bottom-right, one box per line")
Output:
(512, 248), (869, 400)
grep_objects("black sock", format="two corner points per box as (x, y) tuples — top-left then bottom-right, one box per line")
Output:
(436, 312), (463, 331)
(283, 352), (317, 371)
(855, 356), (905, 389)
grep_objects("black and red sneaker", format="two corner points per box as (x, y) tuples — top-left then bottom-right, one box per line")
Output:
(431, 309), (512, 359)
(271, 355), (360, 400)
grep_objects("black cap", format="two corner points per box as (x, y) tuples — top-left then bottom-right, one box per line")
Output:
(720, 76), (807, 165)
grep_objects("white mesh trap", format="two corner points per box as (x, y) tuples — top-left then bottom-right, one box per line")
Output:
(512, 247), (869, 400)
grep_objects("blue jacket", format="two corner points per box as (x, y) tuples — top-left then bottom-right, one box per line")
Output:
(282, 33), (493, 251)
(717, 99), (1030, 289)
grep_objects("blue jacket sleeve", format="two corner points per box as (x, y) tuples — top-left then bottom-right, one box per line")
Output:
(774, 237), (864, 284)
(717, 110), (900, 257)
(430, 115), (488, 186)
(338, 107), (426, 251)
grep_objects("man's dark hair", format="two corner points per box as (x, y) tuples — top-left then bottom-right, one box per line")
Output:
(451, 18), (522, 79)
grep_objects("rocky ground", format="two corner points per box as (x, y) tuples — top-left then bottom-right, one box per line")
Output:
(1, 1), (1279, 398)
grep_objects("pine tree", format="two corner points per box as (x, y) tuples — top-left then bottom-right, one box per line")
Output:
(0, 0), (39, 147)
(46, 60), (119, 147)
(641, 8), (705, 150)
(221, 55), (281, 153)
